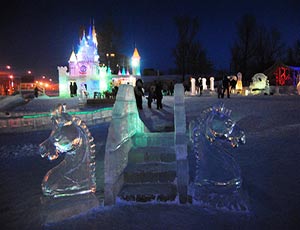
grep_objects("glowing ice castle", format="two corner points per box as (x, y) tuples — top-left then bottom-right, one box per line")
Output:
(57, 22), (111, 98)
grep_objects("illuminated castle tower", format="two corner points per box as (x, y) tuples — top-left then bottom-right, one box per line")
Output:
(131, 47), (141, 76)
(58, 22), (110, 98)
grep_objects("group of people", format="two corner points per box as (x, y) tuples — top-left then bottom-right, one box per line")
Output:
(217, 76), (237, 99)
(134, 79), (163, 110)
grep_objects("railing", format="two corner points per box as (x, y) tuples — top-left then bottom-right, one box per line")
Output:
(174, 84), (189, 203)
(104, 84), (146, 205)
(0, 107), (112, 133)
(19, 83), (45, 96)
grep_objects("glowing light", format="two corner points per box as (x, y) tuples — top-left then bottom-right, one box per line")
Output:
(6, 65), (11, 69)
(69, 51), (77, 62)
(59, 22), (112, 97)
(275, 66), (290, 86)
(131, 59), (139, 67)
(131, 47), (141, 76)
(27, 70), (32, 74)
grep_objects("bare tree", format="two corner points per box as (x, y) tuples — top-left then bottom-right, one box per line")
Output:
(96, 14), (124, 73)
(254, 26), (284, 72)
(173, 16), (212, 82)
(230, 14), (258, 82)
(231, 14), (284, 82)
(286, 39), (300, 66)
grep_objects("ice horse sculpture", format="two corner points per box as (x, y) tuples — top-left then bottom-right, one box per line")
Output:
(40, 104), (96, 198)
(189, 103), (247, 211)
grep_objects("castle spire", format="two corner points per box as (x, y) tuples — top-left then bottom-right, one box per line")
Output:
(80, 30), (87, 46)
(92, 20), (98, 47)
(131, 47), (141, 76)
(69, 46), (77, 63)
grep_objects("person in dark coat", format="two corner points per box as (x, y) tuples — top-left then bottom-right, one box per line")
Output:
(222, 76), (230, 98)
(70, 82), (73, 97)
(155, 81), (163, 110)
(34, 86), (39, 98)
(134, 79), (144, 109)
(217, 80), (223, 99)
(230, 76), (237, 93)
(169, 81), (174, 96)
(73, 82), (78, 96)
(147, 85), (155, 109)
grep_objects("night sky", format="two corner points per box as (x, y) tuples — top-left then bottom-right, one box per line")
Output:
(1, 0), (299, 79)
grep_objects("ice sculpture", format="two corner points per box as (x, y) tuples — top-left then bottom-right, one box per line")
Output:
(189, 103), (248, 211)
(40, 104), (96, 197)
(249, 73), (268, 94)
(236, 72), (243, 92)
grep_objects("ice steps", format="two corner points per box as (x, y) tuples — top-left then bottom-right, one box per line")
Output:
(124, 162), (176, 183)
(118, 183), (177, 203)
(118, 135), (177, 203)
(128, 146), (176, 163)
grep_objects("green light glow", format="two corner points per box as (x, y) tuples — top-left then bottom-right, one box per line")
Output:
(23, 107), (112, 119)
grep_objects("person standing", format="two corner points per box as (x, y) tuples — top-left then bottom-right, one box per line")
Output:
(134, 79), (144, 109)
(222, 76), (230, 98)
(230, 76), (237, 93)
(169, 81), (174, 96)
(70, 82), (73, 97)
(147, 85), (155, 108)
(73, 82), (78, 96)
(155, 81), (163, 110)
(34, 86), (39, 98)
(217, 80), (223, 99)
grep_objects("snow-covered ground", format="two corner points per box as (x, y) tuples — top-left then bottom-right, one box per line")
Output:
(0, 93), (300, 229)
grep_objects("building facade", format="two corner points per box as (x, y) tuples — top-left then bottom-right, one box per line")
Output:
(58, 23), (111, 98)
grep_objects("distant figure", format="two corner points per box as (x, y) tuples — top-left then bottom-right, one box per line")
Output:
(70, 82), (73, 97)
(147, 85), (155, 109)
(169, 81), (174, 96)
(155, 81), (163, 110)
(230, 76), (237, 93)
(134, 79), (144, 109)
(73, 82), (78, 96)
(217, 80), (223, 99)
(222, 76), (230, 98)
(4, 87), (8, 95)
(34, 86), (39, 98)
(112, 86), (119, 98)
(199, 78), (203, 96)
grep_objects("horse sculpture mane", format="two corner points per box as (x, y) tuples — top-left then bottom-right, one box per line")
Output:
(198, 103), (245, 148)
(40, 104), (96, 198)
(190, 102), (246, 190)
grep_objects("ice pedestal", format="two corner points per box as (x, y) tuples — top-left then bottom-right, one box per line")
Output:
(40, 193), (99, 224)
(189, 103), (249, 212)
